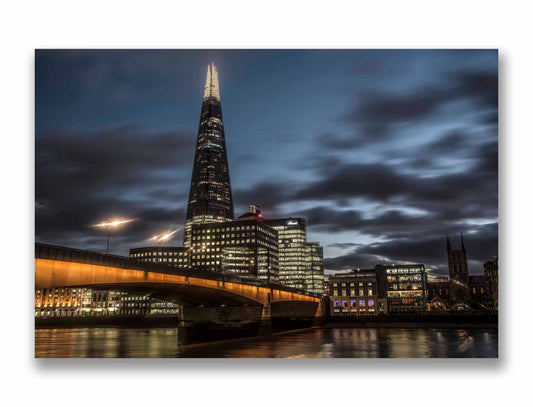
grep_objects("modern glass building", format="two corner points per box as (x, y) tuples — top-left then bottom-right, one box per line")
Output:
(129, 246), (191, 268)
(190, 209), (279, 283)
(375, 264), (428, 312)
(184, 63), (234, 247)
(262, 217), (324, 294)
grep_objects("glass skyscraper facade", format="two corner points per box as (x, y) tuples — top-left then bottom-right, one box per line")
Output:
(262, 218), (324, 294)
(184, 63), (234, 247)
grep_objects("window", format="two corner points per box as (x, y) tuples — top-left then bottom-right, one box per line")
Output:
(368, 299), (374, 307)
(359, 300), (365, 307)
(333, 301), (339, 308)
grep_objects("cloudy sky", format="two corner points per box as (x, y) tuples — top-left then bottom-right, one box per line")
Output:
(35, 49), (498, 278)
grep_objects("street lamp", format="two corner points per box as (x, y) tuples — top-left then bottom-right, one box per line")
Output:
(94, 218), (134, 254)
(148, 228), (180, 246)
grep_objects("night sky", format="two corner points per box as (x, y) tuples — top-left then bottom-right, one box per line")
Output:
(35, 49), (498, 278)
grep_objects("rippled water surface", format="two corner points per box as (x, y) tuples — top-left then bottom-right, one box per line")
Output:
(35, 326), (498, 358)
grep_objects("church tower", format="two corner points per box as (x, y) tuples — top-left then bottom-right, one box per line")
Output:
(447, 233), (470, 304)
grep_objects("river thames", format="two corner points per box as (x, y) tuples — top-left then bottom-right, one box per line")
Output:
(35, 326), (498, 358)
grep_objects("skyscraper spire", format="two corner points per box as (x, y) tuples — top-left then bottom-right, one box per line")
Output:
(203, 63), (220, 101)
(184, 63), (234, 246)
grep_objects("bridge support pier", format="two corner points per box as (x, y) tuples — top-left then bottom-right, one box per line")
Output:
(177, 305), (263, 345)
(312, 299), (328, 326)
(259, 303), (272, 337)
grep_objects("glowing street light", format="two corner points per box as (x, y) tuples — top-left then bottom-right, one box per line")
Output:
(147, 228), (180, 246)
(94, 218), (135, 254)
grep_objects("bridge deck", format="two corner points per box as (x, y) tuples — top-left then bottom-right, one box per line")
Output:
(35, 243), (319, 299)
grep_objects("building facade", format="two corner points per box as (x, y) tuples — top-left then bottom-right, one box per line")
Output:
(35, 288), (179, 317)
(262, 217), (324, 294)
(484, 257), (499, 311)
(328, 270), (387, 316)
(184, 63), (234, 247)
(190, 210), (279, 283)
(304, 242), (325, 294)
(35, 287), (86, 317)
(375, 264), (428, 312)
(129, 246), (191, 268)
(427, 279), (451, 310)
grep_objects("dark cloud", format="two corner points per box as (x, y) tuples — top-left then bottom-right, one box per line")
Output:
(295, 137), (498, 213)
(325, 222), (497, 276)
(420, 131), (471, 155)
(35, 125), (194, 253)
(233, 181), (293, 213)
(327, 243), (361, 249)
(319, 69), (498, 149)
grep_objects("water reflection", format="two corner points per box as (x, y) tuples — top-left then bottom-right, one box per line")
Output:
(35, 327), (498, 358)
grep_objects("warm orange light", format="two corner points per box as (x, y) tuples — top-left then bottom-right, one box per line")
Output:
(147, 228), (180, 243)
(94, 218), (134, 228)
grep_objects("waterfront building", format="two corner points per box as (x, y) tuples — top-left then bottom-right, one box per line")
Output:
(304, 242), (325, 294)
(117, 293), (180, 316)
(190, 207), (279, 283)
(447, 233), (470, 304)
(323, 276), (330, 296)
(427, 278), (451, 310)
(328, 270), (386, 316)
(375, 264), (428, 312)
(262, 216), (325, 294)
(35, 287), (86, 317)
(129, 246), (191, 268)
(468, 275), (489, 309)
(184, 63), (234, 247)
(35, 288), (179, 317)
(484, 257), (499, 311)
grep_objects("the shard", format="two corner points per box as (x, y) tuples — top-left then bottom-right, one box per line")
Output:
(184, 63), (234, 246)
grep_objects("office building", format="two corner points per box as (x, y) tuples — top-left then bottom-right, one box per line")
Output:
(35, 287), (86, 317)
(129, 246), (191, 268)
(375, 264), (428, 312)
(190, 207), (279, 283)
(262, 216), (325, 294)
(328, 270), (387, 316)
(35, 287), (179, 317)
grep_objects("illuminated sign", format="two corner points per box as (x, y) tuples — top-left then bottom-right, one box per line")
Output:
(287, 220), (298, 225)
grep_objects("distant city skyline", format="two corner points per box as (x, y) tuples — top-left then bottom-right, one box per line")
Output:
(35, 50), (498, 277)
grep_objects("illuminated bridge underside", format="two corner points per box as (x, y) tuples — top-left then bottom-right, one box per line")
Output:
(35, 259), (319, 307)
